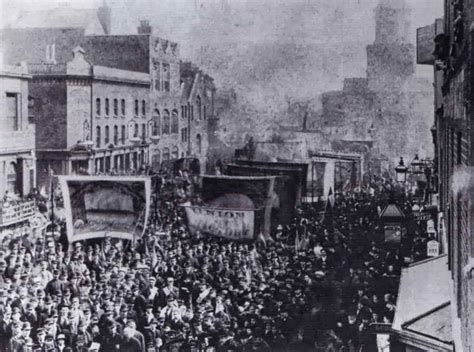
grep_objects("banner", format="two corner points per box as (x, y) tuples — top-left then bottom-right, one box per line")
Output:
(183, 205), (255, 240)
(200, 175), (275, 235)
(60, 176), (151, 242)
(226, 164), (301, 226)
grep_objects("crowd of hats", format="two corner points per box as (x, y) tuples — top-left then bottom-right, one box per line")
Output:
(0, 172), (422, 352)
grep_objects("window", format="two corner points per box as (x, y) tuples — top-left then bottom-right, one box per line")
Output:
(162, 63), (170, 92)
(113, 99), (118, 116)
(203, 105), (207, 120)
(181, 127), (188, 143)
(114, 125), (118, 145)
(171, 110), (179, 134)
(163, 110), (171, 135)
(96, 126), (101, 147)
(141, 124), (146, 139)
(142, 100), (146, 117)
(152, 150), (160, 168)
(121, 125), (126, 144)
(163, 147), (170, 161)
(96, 98), (101, 116)
(121, 99), (126, 116)
(152, 109), (161, 136)
(134, 123), (139, 138)
(153, 60), (160, 91)
(190, 104), (194, 121)
(457, 132), (463, 165)
(7, 162), (17, 194)
(172, 146), (179, 159)
(45, 44), (56, 62)
(196, 96), (202, 120)
(105, 98), (110, 116)
(181, 105), (185, 119)
(196, 134), (202, 154)
(6, 93), (19, 131)
(134, 100), (139, 116)
(105, 126), (110, 144)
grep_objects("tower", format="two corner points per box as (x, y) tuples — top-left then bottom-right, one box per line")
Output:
(97, 0), (112, 35)
(366, 0), (415, 92)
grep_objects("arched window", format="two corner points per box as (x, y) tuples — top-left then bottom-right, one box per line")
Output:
(113, 99), (118, 116)
(171, 109), (179, 134)
(141, 100), (146, 116)
(196, 134), (202, 154)
(96, 126), (101, 147)
(203, 105), (206, 120)
(152, 109), (161, 135)
(105, 126), (110, 144)
(163, 147), (170, 161)
(163, 110), (171, 135)
(172, 146), (179, 159)
(181, 105), (185, 119)
(121, 125), (126, 144)
(134, 100), (139, 116)
(105, 98), (110, 116)
(141, 124), (146, 139)
(96, 98), (101, 116)
(113, 125), (118, 145)
(196, 96), (202, 120)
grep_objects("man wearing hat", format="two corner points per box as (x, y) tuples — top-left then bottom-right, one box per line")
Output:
(34, 328), (47, 351)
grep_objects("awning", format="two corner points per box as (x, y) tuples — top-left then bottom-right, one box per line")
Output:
(392, 254), (453, 351)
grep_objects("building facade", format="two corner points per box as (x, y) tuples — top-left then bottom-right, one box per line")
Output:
(0, 59), (36, 198)
(180, 61), (216, 173)
(2, 5), (216, 178)
(413, 1), (474, 350)
(30, 47), (152, 188)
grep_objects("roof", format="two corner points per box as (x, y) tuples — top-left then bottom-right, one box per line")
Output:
(393, 255), (451, 332)
(380, 204), (405, 219)
(10, 8), (106, 35)
(403, 302), (452, 345)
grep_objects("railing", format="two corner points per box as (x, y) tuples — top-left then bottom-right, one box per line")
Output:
(0, 201), (36, 227)
(28, 63), (67, 75)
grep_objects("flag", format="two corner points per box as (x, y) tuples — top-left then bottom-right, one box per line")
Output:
(328, 187), (335, 208)
(321, 187), (334, 231)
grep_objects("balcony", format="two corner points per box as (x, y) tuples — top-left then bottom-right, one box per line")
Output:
(0, 200), (36, 227)
(0, 125), (35, 153)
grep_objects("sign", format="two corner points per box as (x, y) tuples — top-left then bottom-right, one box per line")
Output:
(413, 212), (432, 221)
(427, 240), (440, 257)
(183, 205), (255, 241)
(427, 219), (436, 234)
(60, 176), (151, 242)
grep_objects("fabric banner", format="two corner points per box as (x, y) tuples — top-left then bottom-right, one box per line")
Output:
(59, 176), (151, 242)
(200, 175), (275, 235)
(226, 164), (301, 226)
(183, 205), (255, 240)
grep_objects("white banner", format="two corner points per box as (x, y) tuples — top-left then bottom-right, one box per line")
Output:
(183, 206), (255, 241)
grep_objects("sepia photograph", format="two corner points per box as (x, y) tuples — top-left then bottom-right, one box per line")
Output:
(0, 0), (472, 351)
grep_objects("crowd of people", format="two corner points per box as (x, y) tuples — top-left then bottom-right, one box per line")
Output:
(0, 168), (433, 352)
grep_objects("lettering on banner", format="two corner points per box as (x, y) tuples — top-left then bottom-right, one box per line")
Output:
(184, 206), (254, 240)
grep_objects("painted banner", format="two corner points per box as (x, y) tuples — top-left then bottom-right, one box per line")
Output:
(226, 164), (300, 226)
(60, 176), (151, 242)
(201, 175), (275, 235)
(183, 205), (255, 240)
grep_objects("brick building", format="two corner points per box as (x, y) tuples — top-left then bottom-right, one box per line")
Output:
(390, 1), (474, 350)
(2, 4), (216, 178)
(430, 0), (474, 349)
(0, 59), (36, 198)
(180, 61), (216, 172)
(29, 47), (152, 188)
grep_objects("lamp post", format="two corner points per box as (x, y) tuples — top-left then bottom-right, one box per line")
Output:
(395, 157), (408, 183)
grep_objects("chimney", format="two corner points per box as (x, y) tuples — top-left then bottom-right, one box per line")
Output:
(137, 20), (152, 34)
(98, 0), (112, 35)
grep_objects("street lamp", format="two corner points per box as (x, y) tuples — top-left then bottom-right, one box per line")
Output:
(395, 157), (408, 183)
(411, 154), (424, 175)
